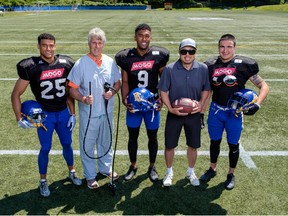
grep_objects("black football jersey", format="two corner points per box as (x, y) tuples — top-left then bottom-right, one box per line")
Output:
(204, 55), (259, 106)
(115, 46), (169, 95)
(17, 54), (74, 112)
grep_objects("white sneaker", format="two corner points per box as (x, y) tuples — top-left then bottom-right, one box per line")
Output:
(163, 172), (173, 187)
(186, 172), (200, 186)
(39, 180), (50, 197)
(69, 171), (82, 186)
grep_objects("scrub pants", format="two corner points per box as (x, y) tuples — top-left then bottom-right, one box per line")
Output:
(79, 112), (113, 180)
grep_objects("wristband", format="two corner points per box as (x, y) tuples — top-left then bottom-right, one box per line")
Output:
(255, 103), (261, 109)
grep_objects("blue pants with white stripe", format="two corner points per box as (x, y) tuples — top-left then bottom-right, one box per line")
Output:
(207, 102), (243, 145)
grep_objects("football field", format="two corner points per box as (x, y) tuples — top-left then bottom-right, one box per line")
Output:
(0, 9), (287, 215)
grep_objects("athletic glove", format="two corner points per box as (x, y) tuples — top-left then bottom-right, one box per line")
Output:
(67, 114), (76, 131)
(18, 118), (33, 129)
(243, 103), (261, 116)
(200, 113), (205, 129)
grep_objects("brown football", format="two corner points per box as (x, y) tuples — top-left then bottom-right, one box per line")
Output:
(172, 98), (196, 113)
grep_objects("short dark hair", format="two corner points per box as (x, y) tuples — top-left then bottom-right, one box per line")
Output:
(37, 33), (55, 44)
(218, 34), (236, 47)
(135, 23), (151, 34)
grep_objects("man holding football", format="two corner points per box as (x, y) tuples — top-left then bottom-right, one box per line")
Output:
(115, 23), (169, 182)
(158, 38), (210, 187)
(11, 33), (82, 197)
(200, 34), (269, 190)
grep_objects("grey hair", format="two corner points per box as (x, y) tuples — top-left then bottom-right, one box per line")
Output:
(88, 27), (106, 44)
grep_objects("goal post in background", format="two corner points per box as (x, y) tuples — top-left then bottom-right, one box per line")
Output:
(71, 3), (80, 12)
(31, 1), (50, 14)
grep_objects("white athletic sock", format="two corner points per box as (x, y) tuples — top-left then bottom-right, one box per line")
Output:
(166, 167), (173, 175)
(187, 167), (194, 175)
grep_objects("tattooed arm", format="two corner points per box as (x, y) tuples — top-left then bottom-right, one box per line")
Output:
(249, 74), (270, 105)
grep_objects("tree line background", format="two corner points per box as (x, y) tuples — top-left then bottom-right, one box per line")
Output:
(0, 0), (287, 9)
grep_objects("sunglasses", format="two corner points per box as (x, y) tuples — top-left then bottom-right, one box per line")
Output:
(179, 49), (196, 55)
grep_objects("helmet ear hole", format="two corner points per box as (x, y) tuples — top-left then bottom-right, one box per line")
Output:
(127, 87), (156, 112)
(21, 100), (46, 128)
(230, 101), (240, 110)
(227, 89), (258, 112)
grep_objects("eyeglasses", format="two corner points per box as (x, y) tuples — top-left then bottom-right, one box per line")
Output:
(179, 49), (196, 55)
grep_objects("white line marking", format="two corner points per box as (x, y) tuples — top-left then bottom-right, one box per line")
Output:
(1, 149), (287, 170)
(248, 151), (288, 156)
(1, 149), (288, 156)
(0, 78), (17, 80)
(239, 144), (257, 169)
(0, 150), (287, 156)
(265, 79), (288, 82)
(188, 17), (233, 21)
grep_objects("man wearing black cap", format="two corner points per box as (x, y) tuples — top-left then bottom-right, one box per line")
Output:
(158, 38), (210, 187)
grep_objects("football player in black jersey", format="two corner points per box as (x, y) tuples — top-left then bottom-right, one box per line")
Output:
(115, 23), (169, 182)
(200, 34), (269, 190)
(11, 33), (82, 197)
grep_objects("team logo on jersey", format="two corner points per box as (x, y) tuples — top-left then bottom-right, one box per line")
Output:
(131, 61), (155, 71)
(234, 59), (243, 63)
(133, 92), (142, 102)
(212, 67), (236, 77)
(152, 51), (160, 55)
(40, 68), (65, 80)
(59, 59), (67, 63)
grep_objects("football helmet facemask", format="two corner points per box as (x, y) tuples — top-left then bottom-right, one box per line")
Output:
(21, 100), (47, 130)
(128, 88), (157, 112)
(227, 89), (258, 114)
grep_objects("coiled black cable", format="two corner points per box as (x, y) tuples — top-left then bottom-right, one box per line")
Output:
(82, 82), (112, 160)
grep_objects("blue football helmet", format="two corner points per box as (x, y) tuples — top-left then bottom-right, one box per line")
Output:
(128, 88), (157, 112)
(21, 100), (46, 129)
(227, 89), (258, 113)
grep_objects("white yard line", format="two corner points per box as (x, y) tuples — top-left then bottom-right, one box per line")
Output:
(239, 144), (257, 169)
(1, 149), (287, 170)
(1, 149), (288, 156)
(0, 78), (17, 80)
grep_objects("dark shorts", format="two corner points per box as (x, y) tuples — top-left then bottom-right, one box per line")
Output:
(164, 112), (201, 149)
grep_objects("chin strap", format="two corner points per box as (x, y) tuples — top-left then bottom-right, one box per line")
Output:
(21, 112), (47, 131)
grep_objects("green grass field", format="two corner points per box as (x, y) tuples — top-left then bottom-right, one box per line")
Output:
(0, 8), (288, 215)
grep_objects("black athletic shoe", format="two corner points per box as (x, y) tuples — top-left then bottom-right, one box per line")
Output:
(200, 167), (217, 181)
(124, 165), (137, 181)
(225, 173), (235, 190)
(147, 166), (159, 182)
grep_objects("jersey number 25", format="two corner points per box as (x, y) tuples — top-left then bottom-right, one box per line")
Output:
(40, 78), (66, 99)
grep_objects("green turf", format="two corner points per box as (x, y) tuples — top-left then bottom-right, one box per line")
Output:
(0, 8), (288, 215)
